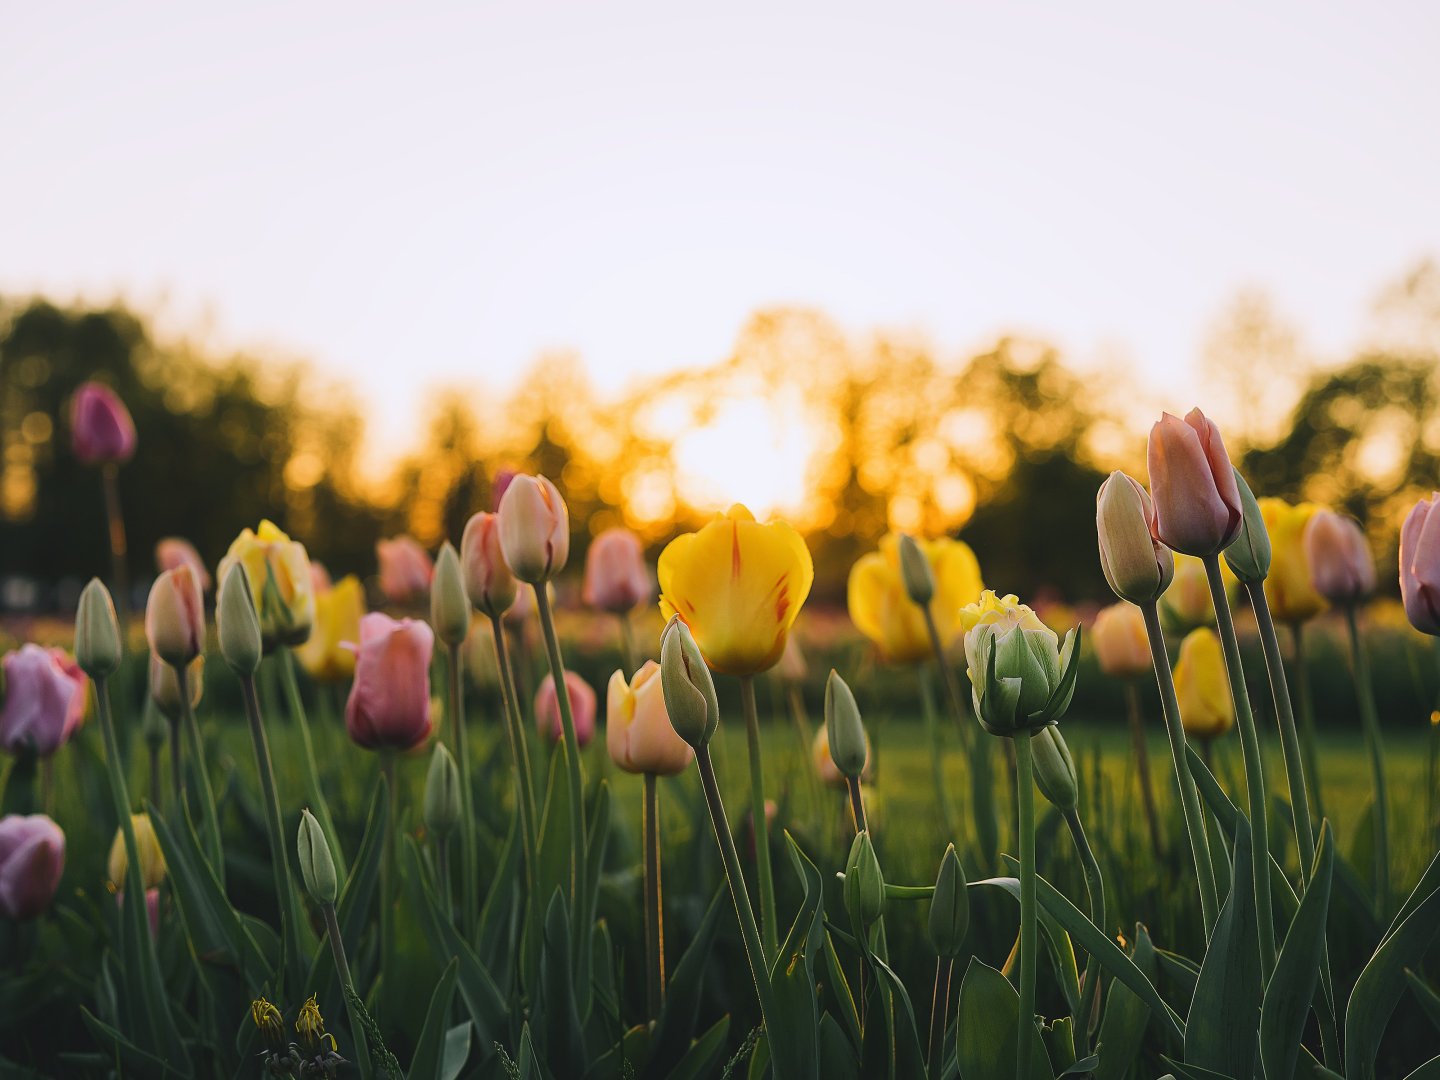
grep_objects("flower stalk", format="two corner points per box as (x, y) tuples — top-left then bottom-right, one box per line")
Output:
(1014, 731), (1038, 1080)
(739, 674), (777, 962)
(1344, 605), (1390, 916)
(643, 771), (665, 1019)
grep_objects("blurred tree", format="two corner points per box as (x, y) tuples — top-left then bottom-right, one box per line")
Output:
(1203, 288), (1304, 448)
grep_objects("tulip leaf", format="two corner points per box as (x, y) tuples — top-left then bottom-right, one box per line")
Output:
(477, 809), (522, 983)
(536, 749), (573, 916)
(1401, 1055), (1440, 1079)
(766, 832), (825, 1080)
(441, 1022), (472, 1080)
(539, 889), (586, 1077)
(1092, 923), (1156, 1080)
(406, 958), (460, 1080)
(645, 887), (725, 1078)
(970, 875), (1082, 1015)
(1159, 1058), (1241, 1079)
(953, 958), (1053, 1080)
(1260, 820), (1334, 1080)
(78, 1006), (188, 1078)
(663, 1016), (732, 1080)
(1404, 968), (1440, 1034)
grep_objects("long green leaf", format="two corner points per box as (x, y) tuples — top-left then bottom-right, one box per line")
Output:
(407, 958), (460, 1080)
(645, 888), (726, 1078)
(539, 889), (585, 1076)
(1093, 924), (1156, 1080)
(767, 832), (825, 1080)
(953, 958), (1052, 1080)
(666, 1016), (732, 1080)
(970, 874), (1082, 1014)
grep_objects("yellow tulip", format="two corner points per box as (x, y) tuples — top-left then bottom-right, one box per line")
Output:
(847, 533), (983, 664)
(1159, 554), (1216, 633)
(108, 813), (166, 890)
(1258, 498), (1328, 624)
(1173, 627), (1234, 741)
(297, 575), (366, 681)
(217, 520), (317, 650)
(657, 505), (813, 676)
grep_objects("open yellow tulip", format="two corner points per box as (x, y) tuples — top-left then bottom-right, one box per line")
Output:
(297, 575), (365, 681)
(1174, 627), (1234, 740)
(847, 533), (983, 664)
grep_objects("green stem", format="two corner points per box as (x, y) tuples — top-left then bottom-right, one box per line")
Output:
(618, 610), (639, 676)
(1124, 680), (1164, 861)
(740, 675), (777, 964)
(168, 717), (183, 807)
(1063, 808), (1105, 1054)
(447, 642), (478, 940)
(176, 663), (223, 878)
(1014, 732), (1037, 1080)
(1140, 601), (1221, 933)
(845, 775), (868, 836)
(928, 957), (954, 1080)
(1344, 606), (1390, 918)
(322, 902), (372, 1080)
(279, 649), (346, 879)
(100, 463), (129, 628)
(379, 753), (396, 996)
(1203, 555), (1276, 975)
(490, 615), (538, 891)
(919, 665), (958, 844)
(1291, 621), (1327, 822)
(643, 771), (665, 1020)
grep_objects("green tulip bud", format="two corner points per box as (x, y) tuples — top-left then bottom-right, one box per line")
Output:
(75, 579), (122, 678)
(843, 830), (885, 929)
(897, 533), (935, 606)
(430, 541), (471, 647)
(424, 743), (462, 838)
(824, 670), (869, 779)
(1097, 472), (1175, 605)
(217, 564), (263, 676)
(1222, 468), (1271, 584)
(296, 808), (338, 904)
(1031, 726), (1078, 812)
(659, 615), (719, 748)
(928, 843), (969, 958)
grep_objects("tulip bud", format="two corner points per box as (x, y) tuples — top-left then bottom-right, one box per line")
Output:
(843, 830), (885, 929)
(424, 743), (462, 839)
(1401, 493), (1440, 636)
(497, 474), (570, 583)
(583, 528), (651, 613)
(430, 542), (471, 647)
(928, 843), (969, 958)
(149, 653), (203, 723)
(1096, 473), (1175, 605)
(1222, 469), (1271, 584)
(824, 670), (868, 779)
(217, 564), (263, 676)
(659, 616), (719, 749)
(69, 382), (137, 466)
(1304, 509), (1376, 605)
(75, 579), (122, 678)
(897, 533), (936, 606)
(108, 813), (166, 890)
(1030, 726), (1078, 812)
(145, 566), (205, 666)
(1091, 602), (1151, 679)
(296, 808), (338, 905)
(1147, 408), (1244, 556)
(460, 512), (519, 617)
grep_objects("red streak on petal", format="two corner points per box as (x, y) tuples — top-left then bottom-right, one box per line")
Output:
(731, 523), (742, 579)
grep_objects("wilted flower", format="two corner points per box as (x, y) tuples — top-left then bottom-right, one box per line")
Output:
(1174, 628), (1234, 740)
(218, 521), (316, 650)
(847, 533), (982, 664)
(584, 528), (651, 613)
(1303, 510), (1376, 605)
(0, 645), (87, 756)
(606, 661), (694, 775)
(0, 814), (65, 920)
(534, 671), (596, 747)
(1096, 472), (1175, 605)
(144, 565), (206, 666)
(250, 997), (285, 1051)
(154, 537), (210, 592)
(960, 591), (1080, 737)
(498, 474), (570, 584)
(1147, 408), (1244, 556)
(296, 575), (365, 681)
(108, 813), (166, 890)
(376, 536), (433, 604)
(1401, 493), (1440, 636)
(658, 504), (814, 676)
(69, 382), (136, 466)
(460, 512), (519, 617)
(344, 614), (434, 752)
(1258, 499), (1329, 623)
(1091, 603), (1151, 679)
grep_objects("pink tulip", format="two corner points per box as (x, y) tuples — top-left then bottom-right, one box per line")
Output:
(376, 536), (434, 604)
(1401, 493), (1440, 635)
(69, 382), (137, 466)
(0, 814), (65, 919)
(534, 671), (596, 747)
(492, 469), (518, 509)
(144, 565), (206, 666)
(0, 645), (87, 756)
(583, 529), (651, 613)
(1146, 409), (1243, 556)
(344, 613), (434, 752)
(154, 537), (211, 592)
(497, 475), (570, 584)
(1303, 510), (1375, 604)
(460, 512), (519, 617)
(309, 561), (334, 594)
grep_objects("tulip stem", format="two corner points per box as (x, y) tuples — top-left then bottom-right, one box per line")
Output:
(379, 753), (396, 998)
(1063, 807), (1105, 1055)
(1344, 605), (1390, 917)
(168, 717), (183, 805)
(1140, 601), (1221, 934)
(928, 957), (954, 1080)
(739, 675), (777, 964)
(918, 666), (958, 846)
(100, 463), (129, 627)
(1202, 554), (1276, 976)
(1014, 732), (1037, 1080)
(845, 775), (868, 836)
(446, 642), (478, 940)
(175, 663), (224, 878)
(278, 649), (347, 879)
(643, 771), (665, 1019)
(1123, 681), (1164, 861)
(321, 901), (372, 1080)
(1290, 621), (1327, 822)
(489, 614), (538, 892)
(618, 610), (639, 676)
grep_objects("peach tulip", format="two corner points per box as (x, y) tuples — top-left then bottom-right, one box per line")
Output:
(377, 536), (433, 604)
(847, 533), (983, 664)
(1401, 492), (1440, 635)
(498, 475), (570, 583)
(0, 814), (65, 919)
(69, 382), (136, 466)
(461, 512), (519, 617)
(1147, 409), (1243, 556)
(1303, 510), (1375, 605)
(1091, 603), (1151, 679)
(606, 661), (693, 775)
(344, 614), (435, 752)
(583, 529), (652, 613)
(535, 671), (596, 747)
(155, 538), (211, 592)
(0, 645), (87, 756)
(144, 565), (206, 666)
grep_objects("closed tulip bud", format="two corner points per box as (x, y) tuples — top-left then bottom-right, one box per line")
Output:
(75, 579), (122, 678)
(108, 813), (166, 890)
(142, 698), (168, 751)
(897, 533), (936, 606)
(1091, 603), (1151, 679)
(1401, 493), (1440, 636)
(583, 528), (652, 613)
(423, 744), (463, 838)
(1304, 509), (1376, 605)
(1174, 628), (1234, 741)
(497, 474), (570, 583)
(1222, 469), (1271, 584)
(659, 615), (719, 749)
(606, 661), (695, 775)
(843, 830), (885, 929)
(928, 843), (969, 959)
(345, 614), (435, 752)
(148, 653), (202, 723)
(1096, 473), (1175, 605)
(69, 382), (137, 466)
(824, 670), (869, 779)
(377, 535), (434, 605)
(534, 671), (597, 746)
(430, 542), (471, 646)
(217, 564), (263, 676)
(812, 724), (872, 787)
(1031, 726), (1078, 812)
(961, 591), (1081, 736)
(1147, 409), (1244, 556)
(460, 512), (519, 617)
(0, 814), (65, 920)
(0, 645), (87, 757)
(296, 808), (338, 904)
(144, 566), (205, 666)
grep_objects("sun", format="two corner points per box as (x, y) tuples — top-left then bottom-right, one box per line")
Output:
(671, 394), (815, 522)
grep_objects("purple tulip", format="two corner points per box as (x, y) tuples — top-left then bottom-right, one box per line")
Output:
(0, 645), (87, 756)
(69, 382), (137, 466)
(0, 814), (65, 920)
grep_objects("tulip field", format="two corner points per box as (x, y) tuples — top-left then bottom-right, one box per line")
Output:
(4, 393), (1440, 1079)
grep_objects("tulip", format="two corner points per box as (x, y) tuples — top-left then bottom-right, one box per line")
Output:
(584, 528), (652, 613)
(960, 591), (1080, 737)
(497, 474), (570, 584)
(69, 382), (136, 466)
(1304, 510), (1376, 605)
(1259, 498), (1329, 623)
(1401, 493), (1440, 635)
(430, 542), (471, 646)
(154, 537), (210, 592)
(344, 613), (435, 752)
(1173, 628), (1234, 741)
(296, 575), (365, 681)
(812, 723), (871, 787)
(1091, 602), (1151, 679)
(776, 635), (808, 683)
(842, 830), (885, 929)
(1096, 472), (1175, 605)
(217, 520), (317, 650)
(848, 533), (983, 664)
(144, 565), (206, 666)
(824, 670), (869, 780)
(460, 512), (519, 617)
(1223, 469), (1271, 584)
(309, 561), (333, 593)
(216, 564), (263, 676)
(377, 536), (434, 604)
(659, 616), (720, 749)
(0, 814), (65, 919)
(423, 744), (463, 839)
(607, 661), (694, 775)
(1147, 408), (1243, 556)
(107, 812), (166, 890)
(535, 671), (597, 747)
(75, 580), (122, 679)
(0, 645), (87, 757)
(1031, 726), (1078, 812)
(297, 808), (339, 905)
(149, 653), (203, 722)
(1159, 554), (1217, 634)
(658, 504), (814, 676)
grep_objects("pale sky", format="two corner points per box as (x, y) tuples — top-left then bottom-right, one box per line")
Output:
(6, 1), (1439, 460)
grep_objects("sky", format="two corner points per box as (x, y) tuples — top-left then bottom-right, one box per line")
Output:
(5, 1), (1439, 466)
